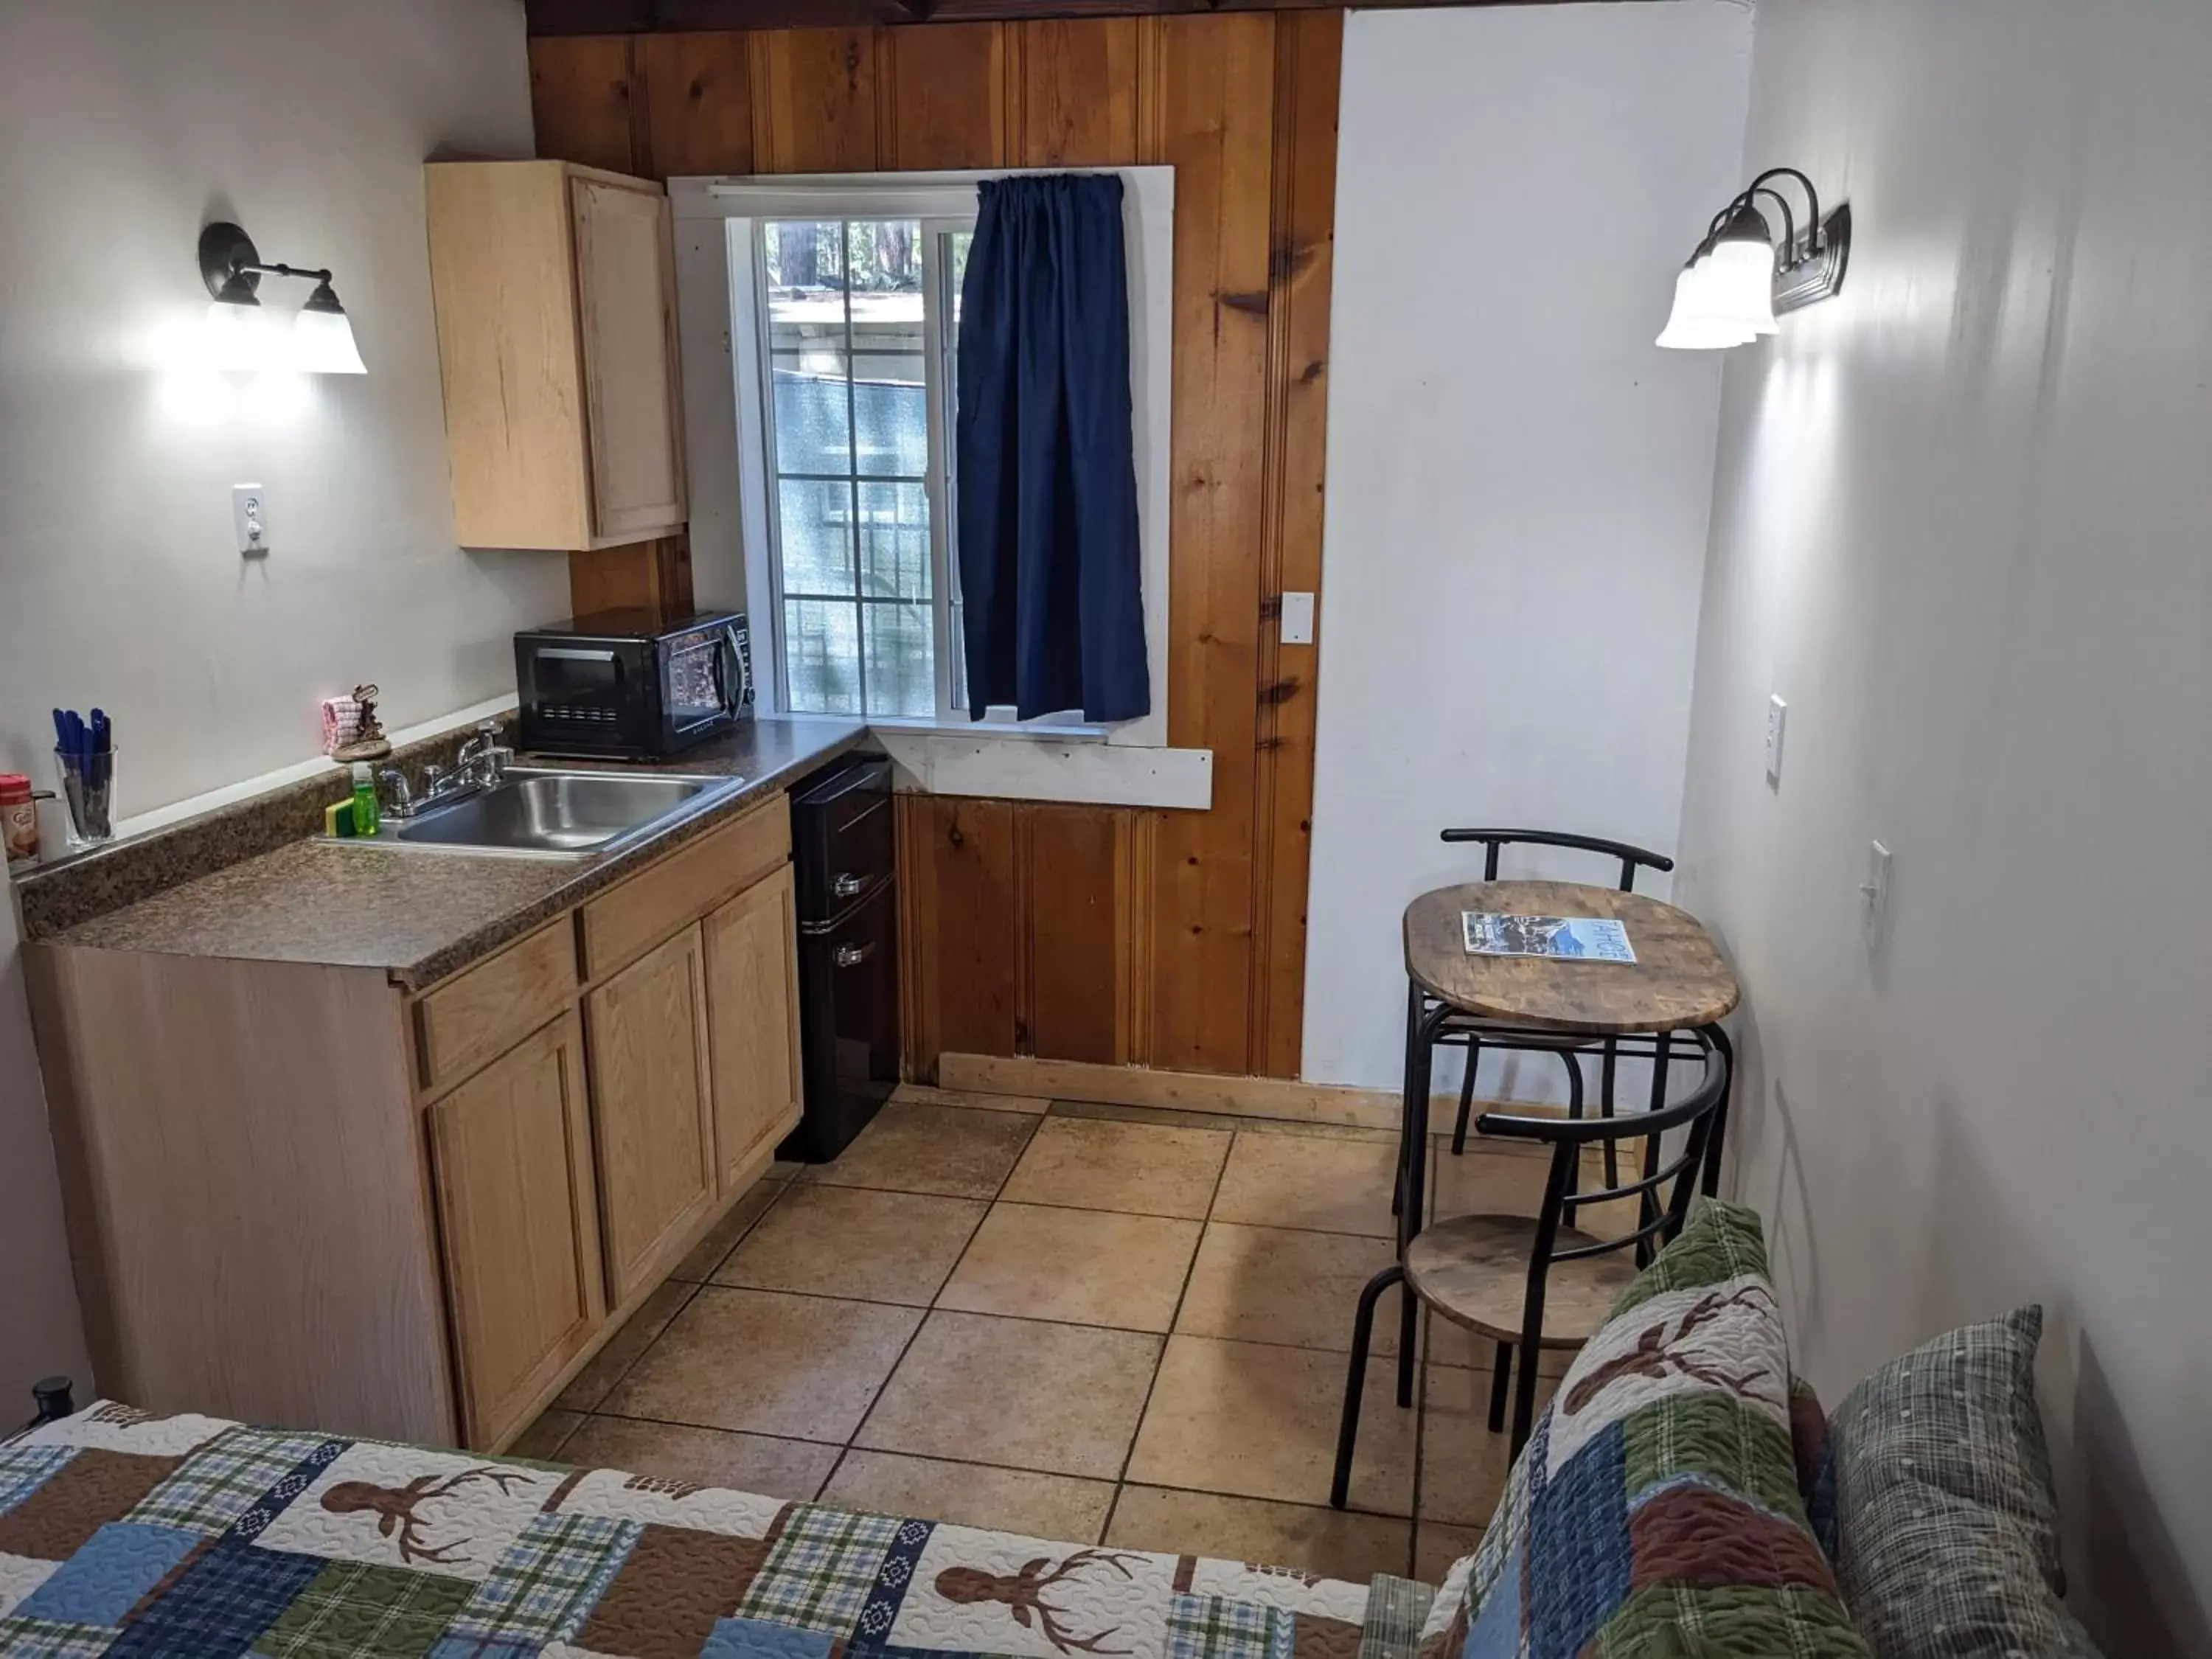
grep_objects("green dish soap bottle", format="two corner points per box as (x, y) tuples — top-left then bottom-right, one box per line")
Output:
(350, 761), (380, 837)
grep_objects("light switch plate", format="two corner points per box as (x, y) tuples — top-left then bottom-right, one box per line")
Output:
(1863, 840), (1892, 936)
(1280, 591), (1316, 645)
(1764, 694), (1787, 785)
(233, 484), (270, 557)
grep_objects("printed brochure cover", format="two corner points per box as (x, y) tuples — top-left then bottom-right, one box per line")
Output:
(1461, 911), (1636, 963)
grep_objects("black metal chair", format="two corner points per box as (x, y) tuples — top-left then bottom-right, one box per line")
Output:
(1332, 1024), (1731, 1503)
(1435, 828), (1677, 1169)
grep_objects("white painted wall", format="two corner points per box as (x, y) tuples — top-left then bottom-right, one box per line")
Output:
(0, 0), (561, 1401)
(1674, 1), (2212, 1645)
(1302, 3), (1753, 1096)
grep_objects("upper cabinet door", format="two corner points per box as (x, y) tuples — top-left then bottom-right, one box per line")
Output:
(584, 922), (718, 1304)
(571, 175), (687, 544)
(703, 864), (806, 1192)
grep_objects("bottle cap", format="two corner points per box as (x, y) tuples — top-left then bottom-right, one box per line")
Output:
(0, 773), (30, 803)
(351, 761), (373, 782)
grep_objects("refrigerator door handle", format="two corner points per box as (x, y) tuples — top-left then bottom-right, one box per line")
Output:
(832, 872), (868, 900)
(833, 940), (877, 970)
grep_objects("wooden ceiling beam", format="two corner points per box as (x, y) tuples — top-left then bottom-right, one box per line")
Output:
(524, 0), (1564, 37)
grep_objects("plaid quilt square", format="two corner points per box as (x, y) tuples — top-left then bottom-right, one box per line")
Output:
(737, 1505), (902, 1634)
(1166, 1590), (1293, 1659)
(438, 1511), (638, 1650)
(253, 1558), (473, 1658)
(104, 1538), (324, 1658)
(129, 1428), (333, 1534)
(0, 1447), (76, 1518)
(0, 1613), (119, 1658)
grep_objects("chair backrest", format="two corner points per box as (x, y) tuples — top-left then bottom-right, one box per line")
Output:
(1440, 827), (1674, 892)
(1474, 1026), (1730, 1450)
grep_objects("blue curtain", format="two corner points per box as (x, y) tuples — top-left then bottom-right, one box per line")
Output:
(956, 174), (1149, 723)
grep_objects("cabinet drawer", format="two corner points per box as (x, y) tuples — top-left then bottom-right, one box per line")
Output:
(415, 920), (578, 1093)
(580, 796), (788, 980)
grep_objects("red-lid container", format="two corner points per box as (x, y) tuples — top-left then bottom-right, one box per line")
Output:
(0, 773), (31, 803)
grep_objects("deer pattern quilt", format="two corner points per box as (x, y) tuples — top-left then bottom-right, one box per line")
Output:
(0, 1403), (1434, 1659)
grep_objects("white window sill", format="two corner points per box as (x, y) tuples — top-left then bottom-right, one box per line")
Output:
(809, 717), (1213, 810)
(866, 712), (1109, 742)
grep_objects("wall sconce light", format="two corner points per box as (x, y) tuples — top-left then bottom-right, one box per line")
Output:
(198, 221), (366, 374)
(1657, 169), (1851, 350)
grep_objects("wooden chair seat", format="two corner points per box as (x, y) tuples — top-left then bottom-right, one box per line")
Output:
(1405, 1213), (1641, 1349)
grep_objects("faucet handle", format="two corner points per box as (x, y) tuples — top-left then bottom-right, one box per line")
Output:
(376, 767), (415, 815)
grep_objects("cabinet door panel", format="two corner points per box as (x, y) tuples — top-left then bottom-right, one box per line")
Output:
(572, 175), (686, 542)
(704, 866), (804, 1191)
(429, 1012), (605, 1450)
(585, 924), (717, 1302)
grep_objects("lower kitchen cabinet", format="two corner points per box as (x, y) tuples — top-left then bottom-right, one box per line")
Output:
(704, 863), (805, 1193)
(25, 788), (807, 1453)
(428, 1012), (606, 1449)
(585, 922), (719, 1306)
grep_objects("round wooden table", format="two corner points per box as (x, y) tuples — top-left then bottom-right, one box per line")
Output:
(1388, 880), (1740, 1371)
(1402, 880), (1740, 1035)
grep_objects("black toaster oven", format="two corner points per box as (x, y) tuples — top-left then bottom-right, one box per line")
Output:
(515, 608), (753, 760)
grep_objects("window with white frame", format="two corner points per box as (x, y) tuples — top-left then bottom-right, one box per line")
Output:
(669, 170), (1178, 752)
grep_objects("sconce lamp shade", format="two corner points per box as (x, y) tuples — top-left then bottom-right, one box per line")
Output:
(1699, 203), (1781, 336)
(293, 281), (366, 375)
(1656, 266), (1754, 351)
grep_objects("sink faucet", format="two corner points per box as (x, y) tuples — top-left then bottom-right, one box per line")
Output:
(375, 723), (512, 822)
(456, 720), (512, 789)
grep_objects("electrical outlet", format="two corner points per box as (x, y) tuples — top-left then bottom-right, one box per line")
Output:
(1764, 694), (1787, 785)
(233, 484), (270, 557)
(1280, 591), (1316, 645)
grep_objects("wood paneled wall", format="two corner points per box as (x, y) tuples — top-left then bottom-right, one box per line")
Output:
(529, 15), (1339, 1079)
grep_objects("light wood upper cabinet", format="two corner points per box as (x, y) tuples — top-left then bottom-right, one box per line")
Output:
(704, 863), (806, 1192)
(428, 1012), (605, 1450)
(585, 922), (719, 1304)
(425, 159), (686, 551)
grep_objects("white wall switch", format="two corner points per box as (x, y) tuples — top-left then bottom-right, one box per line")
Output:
(233, 484), (270, 557)
(1764, 693), (1787, 785)
(1862, 840), (1892, 935)
(1280, 591), (1316, 646)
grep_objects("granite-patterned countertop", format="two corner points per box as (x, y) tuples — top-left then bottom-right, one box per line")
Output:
(44, 717), (871, 990)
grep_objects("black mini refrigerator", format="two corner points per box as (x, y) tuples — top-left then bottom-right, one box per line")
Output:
(779, 754), (900, 1163)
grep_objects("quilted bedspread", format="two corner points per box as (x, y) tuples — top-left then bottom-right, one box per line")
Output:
(0, 1404), (1436, 1658)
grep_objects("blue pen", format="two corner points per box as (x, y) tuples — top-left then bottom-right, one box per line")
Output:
(90, 709), (111, 790)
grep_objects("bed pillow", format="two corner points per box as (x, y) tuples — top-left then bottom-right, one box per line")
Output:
(1828, 1307), (2101, 1658)
(1417, 1198), (1867, 1659)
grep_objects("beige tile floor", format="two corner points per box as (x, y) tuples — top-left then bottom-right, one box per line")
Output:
(509, 1082), (1564, 1585)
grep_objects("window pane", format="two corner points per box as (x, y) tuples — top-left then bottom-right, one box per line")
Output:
(853, 367), (928, 476)
(776, 479), (856, 597)
(771, 361), (853, 475)
(764, 221), (845, 352)
(858, 481), (930, 602)
(863, 602), (935, 718)
(846, 220), (924, 332)
(946, 230), (972, 326)
(783, 600), (860, 714)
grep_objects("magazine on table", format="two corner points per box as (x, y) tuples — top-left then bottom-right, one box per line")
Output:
(1461, 911), (1637, 964)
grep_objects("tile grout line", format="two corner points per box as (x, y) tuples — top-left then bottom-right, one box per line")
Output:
(557, 1179), (799, 1452)
(813, 1107), (1047, 1506)
(1097, 1121), (1238, 1548)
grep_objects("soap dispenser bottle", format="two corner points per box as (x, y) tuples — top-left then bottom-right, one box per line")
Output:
(349, 762), (380, 837)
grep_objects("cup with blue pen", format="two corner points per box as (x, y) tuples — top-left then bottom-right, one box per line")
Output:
(52, 708), (116, 846)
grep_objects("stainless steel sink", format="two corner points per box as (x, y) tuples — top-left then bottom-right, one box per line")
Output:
(347, 767), (747, 858)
